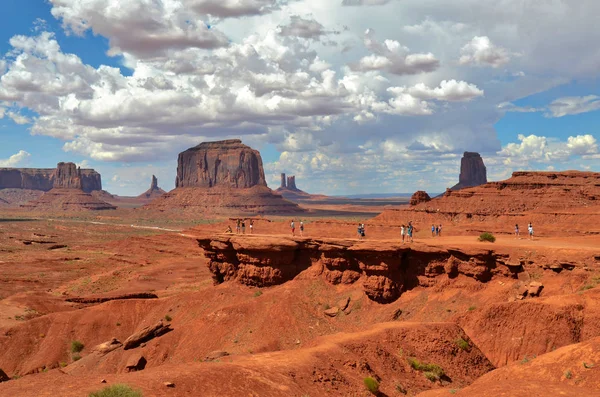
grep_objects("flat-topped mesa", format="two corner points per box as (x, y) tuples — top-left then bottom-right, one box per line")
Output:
(451, 152), (487, 190)
(176, 139), (266, 189)
(53, 162), (82, 189)
(0, 167), (102, 193)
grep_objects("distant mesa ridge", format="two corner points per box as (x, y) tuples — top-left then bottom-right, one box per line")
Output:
(0, 165), (102, 193)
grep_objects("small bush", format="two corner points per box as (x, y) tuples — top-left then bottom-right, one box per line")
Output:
(363, 377), (379, 394)
(478, 232), (496, 243)
(424, 371), (440, 382)
(564, 370), (572, 379)
(407, 357), (445, 380)
(468, 306), (476, 311)
(164, 315), (172, 322)
(89, 384), (143, 397)
(395, 383), (407, 394)
(59, 362), (67, 368)
(253, 290), (263, 297)
(71, 340), (84, 353)
(455, 337), (470, 350)
(72, 353), (82, 362)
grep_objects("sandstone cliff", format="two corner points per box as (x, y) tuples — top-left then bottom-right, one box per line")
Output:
(0, 167), (102, 193)
(451, 152), (487, 190)
(144, 140), (303, 214)
(176, 139), (266, 188)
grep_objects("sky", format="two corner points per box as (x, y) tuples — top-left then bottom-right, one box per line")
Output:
(0, 0), (599, 196)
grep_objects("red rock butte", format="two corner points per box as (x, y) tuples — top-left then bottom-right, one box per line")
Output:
(137, 175), (166, 199)
(451, 151), (487, 190)
(20, 162), (115, 211)
(144, 139), (303, 214)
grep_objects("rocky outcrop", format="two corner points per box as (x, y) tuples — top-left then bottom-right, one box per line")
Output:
(138, 175), (166, 199)
(451, 152), (487, 190)
(198, 236), (518, 303)
(286, 176), (297, 190)
(144, 140), (303, 214)
(176, 139), (266, 188)
(0, 167), (102, 193)
(410, 190), (431, 206)
(280, 173), (286, 189)
(123, 320), (172, 350)
(53, 162), (82, 189)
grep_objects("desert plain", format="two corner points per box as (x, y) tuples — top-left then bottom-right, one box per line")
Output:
(0, 141), (599, 397)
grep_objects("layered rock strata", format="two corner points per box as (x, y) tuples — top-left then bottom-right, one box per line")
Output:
(0, 167), (102, 192)
(451, 152), (487, 190)
(145, 140), (302, 214)
(198, 236), (519, 303)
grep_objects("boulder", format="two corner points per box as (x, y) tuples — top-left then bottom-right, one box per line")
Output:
(94, 338), (123, 355)
(337, 297), (351, 311)
(451, 152), (487, 190)
(516, 284), (529, 299)
(528, 281), (544, 297)
(176, 139), (266, 188)
(125, 354), (147, 372)
(324, 307), (340, 317)
(123, 320), (172, 350)
(0, 368), (9, 382)
(410, 190), (431, 206)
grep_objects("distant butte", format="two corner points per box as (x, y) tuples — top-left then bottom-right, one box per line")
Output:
(451, 151), (487, 190)
(143, 139), (303, 215)
(138, 175), (166, 199)
(20, 162), (115, 211)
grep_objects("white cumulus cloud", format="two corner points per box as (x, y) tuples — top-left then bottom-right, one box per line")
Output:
(0, 150), (31, 167)
(546, 95), (600, 118)
(459, 36), (510, 68)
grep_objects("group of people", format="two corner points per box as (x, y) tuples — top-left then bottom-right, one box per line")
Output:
(430, 224), (443, 237)
(515, 223), (534, 240)
(400, 222), (415, 243)
(290, 220), (305, 236)
(225, 218), (254, 234)
(357, 223), (366, 239)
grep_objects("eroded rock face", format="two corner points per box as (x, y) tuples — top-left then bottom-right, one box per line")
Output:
(410, 190), (431, 206)
(176, 139), (266, 188)
(280, 173), (286, 189)
(198, 236), (513, 303)
(286, 175), (297, 190)
(53, 162), (82, 189)
(451, 152), (487, 190)
(0, 167), (102, 192)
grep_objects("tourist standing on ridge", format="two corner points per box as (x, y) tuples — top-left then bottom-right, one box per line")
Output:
(528, 222), (534, 240)
(438, 224), (442, 237)
(291, 220), (295, 236)
(515, 224), (520, 238)
(236, 219), (241, 234)
(357, 223), (363, 240)
(431, 224), (435, 237)
(300, 221), (304, 236)
(401, 225), (405, 243)
(241, 219), (246, 234)
(361, 223), (366, 239)
(249, 220), (254, 234)
(407, 222), (414, 243)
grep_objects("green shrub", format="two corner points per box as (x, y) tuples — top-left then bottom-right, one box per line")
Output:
(164, 315), (172, 322)
(253, 290), (263, 297)
(455, 337), (470, 350)
(89, 384), (143, 397)
(407, 357), (445, 380)
(468, 306), (476, 311)
(363, 377), (379, 394)
(72, 353), (81, 362)
(71, 340), (84, 353)
(565, 370), (572, 379)
(395, 383), (407, 394)
(478, 232), (496, 243)
(59, 362), (67, 368)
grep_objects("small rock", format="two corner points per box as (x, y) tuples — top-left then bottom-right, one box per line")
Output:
(94, 338), (123, 355)
(336, 297), (350, 311)
(0, 368), (9, 383)
(125, 354), (147, 372)
(517, 284), (529, 299)
(204, 351), (229, 361)
(100, 379), (107, 384)
(391, 308), (403, 320)
(164, 382), (175, 388)
(295, 339), (301, 345)
(528, 281), (544, 297)
(324, 307), (339, 317)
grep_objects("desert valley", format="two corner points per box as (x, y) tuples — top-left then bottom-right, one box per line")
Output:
(0, 139), (598, 397)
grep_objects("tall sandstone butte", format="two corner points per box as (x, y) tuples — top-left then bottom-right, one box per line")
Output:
(145, 140), (303, 214)
(176, 139), (266, 188)
(0, 167), (102, 193)
(451, 152), (487, 190)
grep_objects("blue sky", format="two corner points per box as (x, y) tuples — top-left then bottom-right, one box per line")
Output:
(1, 0), (599, 195)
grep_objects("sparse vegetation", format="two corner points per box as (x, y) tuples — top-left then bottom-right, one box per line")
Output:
(363, 377), (379, 394)
(478, 232), (496, 243)
(455, 337), (470, 351)
(407, 357), (445, 382)
(449, 389), (459, 394)
(88, 384), (143, 397)
(520, 355), (530, 364)
(583, 362), (595, 369)
(253, 290), (263, 297)
(395, 383), (407, 394)
(72, 353), (82, 362)
(164, 315), (172, 322)
(565, 370), (572, 379)
(59, 362), (67, 368)
(468, 306), (476, 311)
(71, 340), (84, 353)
